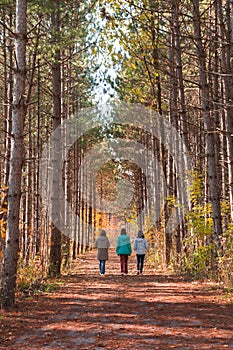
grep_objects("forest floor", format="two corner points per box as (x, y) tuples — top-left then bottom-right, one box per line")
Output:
(0, 248), (233, 350)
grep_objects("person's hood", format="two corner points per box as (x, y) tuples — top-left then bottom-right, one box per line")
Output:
(98, 235), (107, 241)
(100, 230), (106, 237)
(120, 235), (129, 242)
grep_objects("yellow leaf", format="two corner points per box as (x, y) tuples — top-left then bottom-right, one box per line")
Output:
(1, 231), (6, 240)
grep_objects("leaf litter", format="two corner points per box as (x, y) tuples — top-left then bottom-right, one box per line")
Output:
(0, 248), (233, 349)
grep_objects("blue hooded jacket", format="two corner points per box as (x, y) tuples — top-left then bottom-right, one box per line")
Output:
(116, 228), (132, 255)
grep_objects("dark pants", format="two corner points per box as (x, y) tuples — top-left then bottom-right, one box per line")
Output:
(99, 260), (106, 274)
(136, 254), (145, 273)
(120, 255), (128, 274)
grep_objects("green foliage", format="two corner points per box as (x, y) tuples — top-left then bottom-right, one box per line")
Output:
(17, 258), (60, 295)
(178, 171), (233, 283)
(0, 0), (14, 9)
(186, 171), (213, 238)
(179, 171), (216, 278)
(94, 0), (170, 108)
(186, 203), (213, 239)
(181, 241), (215, 279)
(179, 171), (233, 283)
(218, 224), (233, 287)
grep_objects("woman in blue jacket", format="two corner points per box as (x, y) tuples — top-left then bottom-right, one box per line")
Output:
(116, 228), (132, 275)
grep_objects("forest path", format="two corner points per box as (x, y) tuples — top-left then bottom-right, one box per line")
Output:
(1, 248), (233, 350)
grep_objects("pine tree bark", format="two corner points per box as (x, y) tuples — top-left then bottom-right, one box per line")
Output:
(1, 12), (13, 254)
(49, 0), (62, 277)
(192, 0), (222, 252)
(1, 0), (27, 308)
(218, 0), (233, 221)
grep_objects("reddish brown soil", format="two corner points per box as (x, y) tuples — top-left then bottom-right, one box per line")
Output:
(0, 248), (233, 349)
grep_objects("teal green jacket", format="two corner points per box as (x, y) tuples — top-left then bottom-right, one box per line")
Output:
(116, 234), (132, 255)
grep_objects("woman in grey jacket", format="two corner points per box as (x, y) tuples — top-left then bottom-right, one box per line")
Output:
(134, 230), (148, 275)
(94, 230), (110, 275)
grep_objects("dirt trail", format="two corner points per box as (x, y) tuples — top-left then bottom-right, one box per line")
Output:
(0, 248), (233, 349)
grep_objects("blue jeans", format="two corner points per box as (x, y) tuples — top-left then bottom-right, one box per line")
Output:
(99, 260), (106, 274)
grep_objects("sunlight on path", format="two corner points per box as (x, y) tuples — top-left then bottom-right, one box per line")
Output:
(2, 249), (233, 350)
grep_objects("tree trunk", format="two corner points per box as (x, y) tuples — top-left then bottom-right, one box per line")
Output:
(218, 0), (233, 221)
(192, 0), (222, 252)
(172, 0), (188, 148)
(0, 11), (13, 256)
(149, 0), (162, 114)
(49, 0), (62, 277)
(1, 0), (27, 308)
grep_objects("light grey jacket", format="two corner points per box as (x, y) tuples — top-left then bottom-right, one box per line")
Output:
(134, 237), (148, 255)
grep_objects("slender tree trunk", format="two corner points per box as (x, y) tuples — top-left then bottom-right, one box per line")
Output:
(1, 0), (27, 308)
(36, 57), (41, 255)
(0, 12), (13, 255)
(218, 0), (233, 221)
(172, 0), (188, 147)
(149, 0), (162, 114)
(3, 10), (13, 187)
(49, 1), (62, 277)
(25, 107), (33, 263)
(192, 0), (222, 252)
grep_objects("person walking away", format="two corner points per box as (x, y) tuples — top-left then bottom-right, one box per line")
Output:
(94, 229), (110, 276)
(116, 228), (132, 275)
(134, 230), (148, 275)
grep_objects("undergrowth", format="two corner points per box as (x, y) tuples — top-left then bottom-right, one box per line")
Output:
(17, 258), (61, 296)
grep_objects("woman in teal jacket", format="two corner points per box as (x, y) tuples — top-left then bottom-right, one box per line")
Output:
(116, 228), (132, 275)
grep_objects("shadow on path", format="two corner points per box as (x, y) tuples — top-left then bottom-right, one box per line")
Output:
(1, 249), (233, 349)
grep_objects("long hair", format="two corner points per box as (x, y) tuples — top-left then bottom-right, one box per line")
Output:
(137, 230), (144, 238)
